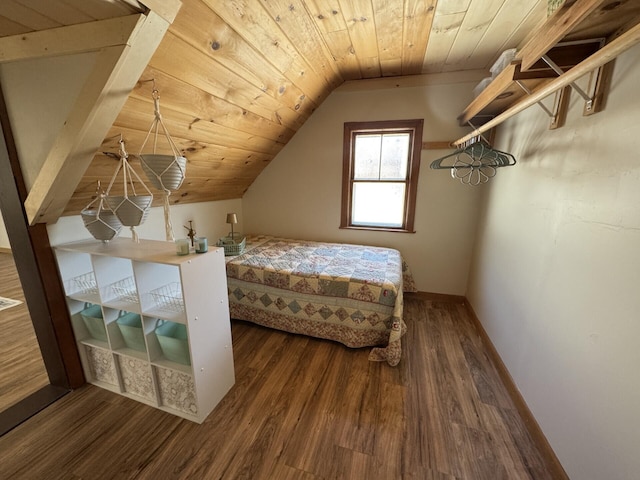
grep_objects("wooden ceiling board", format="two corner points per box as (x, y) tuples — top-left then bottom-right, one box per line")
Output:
(259, 0), (344, 87)
(0, 15), (32, 36)
(133, 67), (297, 143)
(3, 0), (636, 218)
(205, 0), (333, 104)
(101, 126), (275, 167)
(400, 0), (437, 75)
(338, 0), (381, 78)
(422, 11), (465, 73)
(436, 0), (472, 16)
(441, 0), (506, 71)
(14, 0), (94, 25)
(147, 32), (308, 129)
(1, 0), (62, 31)
(445, 0), (545, 72)
(371, 0), (404, 77)
(58, 0), (139, 21)
(168, 0), (316, 124)
(303, 0), (362, 80)
(113, 97), (286, 156)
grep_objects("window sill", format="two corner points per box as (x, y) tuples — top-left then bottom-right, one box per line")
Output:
(339, 225), (416, 234)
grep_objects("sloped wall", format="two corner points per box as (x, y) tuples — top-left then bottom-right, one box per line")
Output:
(466, 44), (640, 479)
(242, 74), (485, 294)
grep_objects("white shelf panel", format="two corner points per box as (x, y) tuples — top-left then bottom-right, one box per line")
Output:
(142, 306), (186, 324)
(68, 292), (102, 305)
(150, 358), (192, 375)
(55, 238), (235, 424)
(79, 338), (110, 350)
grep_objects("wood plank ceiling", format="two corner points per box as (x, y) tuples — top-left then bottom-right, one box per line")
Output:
(0, 0), (547, 217)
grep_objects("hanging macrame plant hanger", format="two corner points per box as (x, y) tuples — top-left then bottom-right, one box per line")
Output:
(137, 82), (187, 241)
(105, 137), (153, 242)
(81, 181), (123, 242)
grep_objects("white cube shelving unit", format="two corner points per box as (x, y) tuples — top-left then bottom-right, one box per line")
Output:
(54, 238), (235, 423)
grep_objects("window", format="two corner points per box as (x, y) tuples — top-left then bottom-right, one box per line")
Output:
(341, 119), (423, 232)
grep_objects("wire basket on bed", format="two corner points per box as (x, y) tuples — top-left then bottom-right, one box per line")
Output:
(150, 282), (184, 313)
(216, 236), (246, 256)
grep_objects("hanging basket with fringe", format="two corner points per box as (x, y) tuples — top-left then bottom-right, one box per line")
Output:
(137, 83), (187, 241)
(81, 182), (122, 242)
(104, 138), (153, 242)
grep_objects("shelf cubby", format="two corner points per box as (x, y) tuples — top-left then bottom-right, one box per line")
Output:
(54, 237), (235, 423)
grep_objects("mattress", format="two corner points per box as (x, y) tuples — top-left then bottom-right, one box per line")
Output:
(225, 235), (416, 366)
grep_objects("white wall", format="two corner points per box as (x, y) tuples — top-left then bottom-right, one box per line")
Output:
(242, 73), (485, 294)
(0, 52), (97, 191)
(47, 199), (243, 247)
(466, 44), (640, 480)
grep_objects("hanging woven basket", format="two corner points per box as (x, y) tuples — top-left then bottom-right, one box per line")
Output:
(136, 82), (187, 241)
(139, 154), (187, 191)
(104, 194), (153, 226)
(104, 138), (153, 242)
(81, 185), (122, 242)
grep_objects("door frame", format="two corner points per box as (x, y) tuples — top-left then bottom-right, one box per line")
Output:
(0, 81), (84, 436)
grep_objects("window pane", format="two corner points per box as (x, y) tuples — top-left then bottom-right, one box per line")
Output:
(354, 134), (381, 180)
(380, 134), (409, 180)
(352, 182), (406, 227)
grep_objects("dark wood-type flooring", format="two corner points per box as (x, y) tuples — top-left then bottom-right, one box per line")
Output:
(0, 252), (48, 412)
(0, 294), (555, 479)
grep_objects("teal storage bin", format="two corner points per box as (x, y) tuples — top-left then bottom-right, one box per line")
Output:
(116, 312), (145, 352)
(80, 304), (107, 342)
(155, 320), (190, 365)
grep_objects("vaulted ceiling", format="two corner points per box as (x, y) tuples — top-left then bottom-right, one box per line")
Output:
(0, 0), (560, 216)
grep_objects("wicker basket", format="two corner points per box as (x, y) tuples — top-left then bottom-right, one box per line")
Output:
(547, 0), (565, 16)
(216, 236), (246, 256)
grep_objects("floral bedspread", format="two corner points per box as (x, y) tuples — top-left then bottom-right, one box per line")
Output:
(225, 235), (416, 366)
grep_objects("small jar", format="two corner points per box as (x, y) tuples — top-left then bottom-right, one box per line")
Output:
(195, 237), (208, 254)
(175, 238), (190, 256)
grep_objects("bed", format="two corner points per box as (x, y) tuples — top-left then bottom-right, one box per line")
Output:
(224, 235), (416, 366)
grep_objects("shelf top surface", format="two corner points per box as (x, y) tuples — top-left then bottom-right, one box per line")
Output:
(55, 237), (220, 265)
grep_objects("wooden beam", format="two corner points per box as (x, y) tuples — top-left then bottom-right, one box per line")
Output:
(422, 141), (454, 150)
(518, 0), (605, 71)
(453, 20), (640, 146)
(24, 11), (172, 224)
(139, 0), (183, 24)
(0, 14), (144, 63)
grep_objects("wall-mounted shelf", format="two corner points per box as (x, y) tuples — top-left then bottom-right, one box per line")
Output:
(456, 0), (640, 144)
(459, 39), (602, 126)
(54, 238), (235, 423)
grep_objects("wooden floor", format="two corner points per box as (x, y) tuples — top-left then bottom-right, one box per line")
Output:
(0, 253), (48, 411)
(0, 295), (555, 479)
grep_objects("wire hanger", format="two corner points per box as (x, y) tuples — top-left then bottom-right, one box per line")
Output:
(429, 135), (516, 186)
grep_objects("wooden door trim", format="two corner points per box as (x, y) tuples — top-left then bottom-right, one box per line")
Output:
(0, 80), (84, 433)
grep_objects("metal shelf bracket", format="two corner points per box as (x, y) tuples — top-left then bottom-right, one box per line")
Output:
(515, 80), (570, 130)
(541, 53), (607, 115)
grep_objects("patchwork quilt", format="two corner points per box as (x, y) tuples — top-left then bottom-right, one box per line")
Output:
(225, 235), (416, 366)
